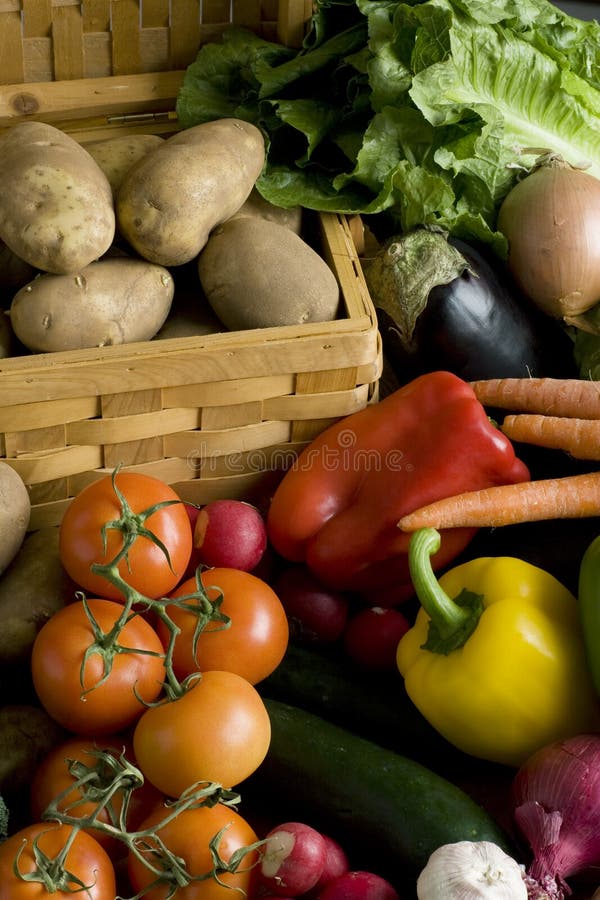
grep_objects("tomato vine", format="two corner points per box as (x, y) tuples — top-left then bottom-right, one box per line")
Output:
(22, 468), (267, 898)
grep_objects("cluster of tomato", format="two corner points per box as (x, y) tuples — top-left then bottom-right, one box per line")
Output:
(0, 470), (290, 899)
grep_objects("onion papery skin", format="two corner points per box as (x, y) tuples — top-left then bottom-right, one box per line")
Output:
(511, 734), (600, 899)
(497, 158), (600, 319)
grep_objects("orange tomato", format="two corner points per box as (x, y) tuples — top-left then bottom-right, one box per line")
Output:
(158, 567), (289, 684)
(133, 670), (271, 796)
(30, 735), (163, 853)
(59, 471), (192, 601)
(0, 823), (115, 900)
(31, 598), (166, 735)
(127, 801), (259, 900)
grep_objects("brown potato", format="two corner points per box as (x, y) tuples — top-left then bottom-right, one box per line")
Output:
(154, 262), (223, 340)
(10, 257), (175, 352)
(0, 463), (30, 575)
(0, 704), (66, 798)
(198, 216), (341, 330)
(0, 121), (115, 274)
(117, 118), (266, 266)
(235, 188), (303, 233)
(0, 527), (75, 666)
(86, 133), (164, 197)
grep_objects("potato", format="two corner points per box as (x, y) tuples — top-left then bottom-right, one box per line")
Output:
(0, 704), (65, 798)
(0, 527), (74, 665)
(0, 463), (30, 575)
(117, 118), (266, 266)
(10, 257), (175, 352)
(235, 188), (303, 233)
(0, 121), (115, 274)
(197, 216), (341, 330)
(86, 133), (164, 196)
(154, 262), (223, 340)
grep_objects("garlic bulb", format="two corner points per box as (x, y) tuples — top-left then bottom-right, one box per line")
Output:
(416, 841), (527, 899)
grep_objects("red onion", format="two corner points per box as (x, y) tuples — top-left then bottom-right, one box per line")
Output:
(512, 734), (600, 899)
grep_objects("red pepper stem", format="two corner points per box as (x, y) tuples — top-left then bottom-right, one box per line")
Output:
(408, 528), (483, 654)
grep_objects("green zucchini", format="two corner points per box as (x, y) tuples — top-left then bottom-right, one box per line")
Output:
(258, 642), (468, 773)
(246, 698), (516, 888)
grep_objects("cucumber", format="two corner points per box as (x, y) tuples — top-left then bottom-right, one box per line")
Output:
(258, 642), (468, 773)
(246, 698), (516, 889)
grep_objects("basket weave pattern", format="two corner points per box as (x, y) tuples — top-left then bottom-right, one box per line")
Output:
(0, 2), (382, 530)
(0, 1), (310, 84)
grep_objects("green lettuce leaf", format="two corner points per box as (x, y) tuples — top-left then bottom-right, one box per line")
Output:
(175, 0), (600, 246)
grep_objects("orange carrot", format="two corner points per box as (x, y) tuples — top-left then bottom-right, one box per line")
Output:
(397, 470), (600, 531)
(501, 414), (600, 460)
(470, 377), (600, 418)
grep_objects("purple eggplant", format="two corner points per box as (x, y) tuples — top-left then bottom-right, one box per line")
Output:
(365, 229), (577, 382)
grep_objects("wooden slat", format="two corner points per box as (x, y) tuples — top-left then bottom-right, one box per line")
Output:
(0, 71), (184, 129)
(0, 324), (376, 408)
(5, 444), (103, 483)
(22, 0), (52, 38)
(277, 0), (311, 47)
(164, 420), (291, 458)
(164, 373), (296, 408)
(174, 469), (286, 508)
(0, 11), (25, 84)
(265, 384), (369, 420)
(29, 477), (69, 506)
(201, 402), (263, 430)
(4, 424), (66, 457)
(0, 395), (100, 433)
(52, 5), (85, 81)
(141, 0), (170, 28)
(111, 0), (142, 76)
(66, 407), (199, 444)
(169, 0), (201, 68)
(232, 0), (261, 29)
(101, 385), (163, 468)
(82, 1), (111, 33)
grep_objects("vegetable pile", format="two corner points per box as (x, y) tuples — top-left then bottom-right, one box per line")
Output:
(4, 1), (600, 898)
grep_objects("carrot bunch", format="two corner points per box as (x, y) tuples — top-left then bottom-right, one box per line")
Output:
(398, 377), (600, 532)
(472, 377), (600, 460)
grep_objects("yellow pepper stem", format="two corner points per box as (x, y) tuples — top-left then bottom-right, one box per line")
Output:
(408, 528), (484, 655)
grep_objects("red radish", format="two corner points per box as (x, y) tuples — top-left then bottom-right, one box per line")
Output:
(258, 821), (327, 896)
(306, 833), (350, 896)
(343, 606), (410, 671)
(192, 498), (267, 572)
(316, 870), (400, 899)
(273, 565), (349, 644)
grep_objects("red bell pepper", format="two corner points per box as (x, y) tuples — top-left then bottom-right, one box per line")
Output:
(267, 371), (530, 605)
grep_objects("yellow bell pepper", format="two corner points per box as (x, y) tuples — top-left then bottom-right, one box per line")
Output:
(396, 528), (600, 767)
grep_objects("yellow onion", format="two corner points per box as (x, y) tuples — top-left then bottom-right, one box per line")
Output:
(497, 155), (600, 319)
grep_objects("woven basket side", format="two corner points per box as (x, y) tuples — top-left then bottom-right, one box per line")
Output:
(0, 0), (310, 85)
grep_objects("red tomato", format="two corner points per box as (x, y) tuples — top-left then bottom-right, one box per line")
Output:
(133, 670), (271, 796)
(59, 471), (193, 601)
(31, 598), (166, 735)
(127, 802), (259, 900)
(0, 822), (115, 900)
(157, 568), (289, 684)
(30, 735), (163, 853)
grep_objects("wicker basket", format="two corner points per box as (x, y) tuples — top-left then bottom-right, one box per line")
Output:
(0, 1), (382, 531)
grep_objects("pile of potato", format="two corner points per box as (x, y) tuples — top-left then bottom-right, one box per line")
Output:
(0, 118), (341, 356)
